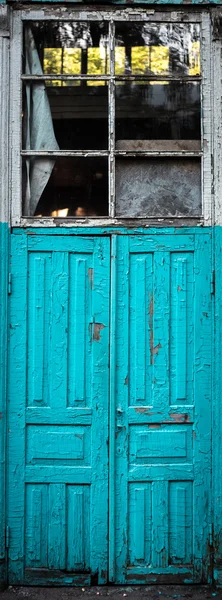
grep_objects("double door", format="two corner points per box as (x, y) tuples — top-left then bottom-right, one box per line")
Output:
(8, 231), (212, 585)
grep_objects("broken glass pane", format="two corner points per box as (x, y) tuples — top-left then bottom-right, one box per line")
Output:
(115, 158), (201, 217)
(115, 22), (200, 77)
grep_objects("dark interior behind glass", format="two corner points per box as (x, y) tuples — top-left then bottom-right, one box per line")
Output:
(22, 19), (201, 218)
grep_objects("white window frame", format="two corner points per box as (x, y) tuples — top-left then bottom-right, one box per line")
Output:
(9, 7), (212, 227)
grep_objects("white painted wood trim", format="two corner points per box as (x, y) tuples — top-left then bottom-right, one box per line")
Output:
(201, 12), (213, 226)
(212, 13), (222, 227)
(10, 8), (212, 227)
(10, 11), (22, 225)
(0, 6), (10, 224)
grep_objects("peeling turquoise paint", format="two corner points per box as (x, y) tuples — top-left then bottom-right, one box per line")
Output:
(114, 232), (212, 584)
(213, 226), (222, 588)
(0, 222), (9, 590)
(1, 224), (221, 585)
(7, 232), (110, 586)
(6, 226), (214, 585)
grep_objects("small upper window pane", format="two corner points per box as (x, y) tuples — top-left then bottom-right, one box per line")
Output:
(24, 22), (109, 76)
(115, 23), (200, 77)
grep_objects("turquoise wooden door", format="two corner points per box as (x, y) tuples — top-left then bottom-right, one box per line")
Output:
(8, 233), (110, 585)
(112, 233), (212, 584)
(8, 230), (212, 585)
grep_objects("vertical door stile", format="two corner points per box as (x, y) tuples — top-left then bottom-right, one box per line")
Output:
(115, 235), (130, 584)
(90, 237), (110, 584)
(193, 234), (212, 582)
(109, 234), (117, 583)
(8, 233), (28, 584)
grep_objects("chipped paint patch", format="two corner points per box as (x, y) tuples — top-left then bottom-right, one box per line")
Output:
(93, 322), (105, 341)
(170, 413), (190, 423)
(153, 342), (162, 356)
(88, 268), (94, 290)
(149, 294), (162, 363)
(135, 407), (153, 414)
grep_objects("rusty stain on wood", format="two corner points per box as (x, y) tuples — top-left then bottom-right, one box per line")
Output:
(93, 322), (105, 342)
(170, 413), (190, 423)
(149, 294), (162, 364)
(88, 268), (94, 290)
(153, 342), (162, 356)
(135, 407), (153, 414)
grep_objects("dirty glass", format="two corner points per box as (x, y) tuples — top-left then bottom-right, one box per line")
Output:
(23, 81), (108, 150)
(115, 81), (200, 148)
(115, 22), (200, 77)
(115, 158), (201, 217)
(27, 21), (109, 76)
(22, 18), (202, 219)
(23, 157), (108, 217)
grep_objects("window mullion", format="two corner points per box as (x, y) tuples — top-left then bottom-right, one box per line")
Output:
(109, 20), (115, 219)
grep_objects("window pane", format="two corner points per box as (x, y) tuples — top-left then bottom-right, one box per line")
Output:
(23, 157), (108, 217)
(115, 158), (201, 217)
(115, 23), (200, 76)
(24, 22), (109, 76)
(115, 81), (200, 149)
(23, 81), (108, 150)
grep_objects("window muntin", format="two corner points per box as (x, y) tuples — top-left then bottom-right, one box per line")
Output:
(21, 16), (202, 219)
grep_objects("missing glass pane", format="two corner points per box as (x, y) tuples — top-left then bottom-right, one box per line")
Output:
(115, 82), (200, 149)
(115, 22), (200, 76)
(24, 21), (109, 76)
(23, 157), (108, 217)
(115, 158), (201, 217)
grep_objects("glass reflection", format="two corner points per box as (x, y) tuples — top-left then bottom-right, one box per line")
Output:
(115, 23), (200, 76)
(115, 82), (200, 145)
(24, 22), (109, 76)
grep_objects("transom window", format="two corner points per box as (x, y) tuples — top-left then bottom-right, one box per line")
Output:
(17, 11), (206, 220)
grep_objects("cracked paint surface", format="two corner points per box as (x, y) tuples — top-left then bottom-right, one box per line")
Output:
(3, 227), (217, 586)
(114, 232), (212, 585)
